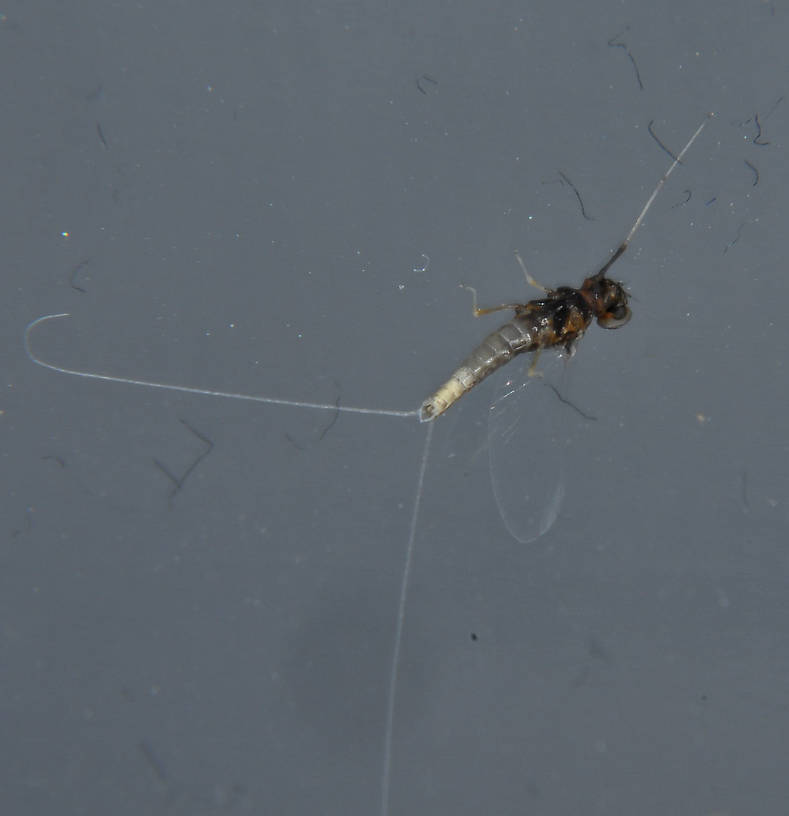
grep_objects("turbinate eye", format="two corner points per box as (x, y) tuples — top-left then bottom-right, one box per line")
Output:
(598, 305), (631, 329)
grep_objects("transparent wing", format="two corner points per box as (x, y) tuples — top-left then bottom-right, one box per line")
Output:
(487, 350), (592, 544)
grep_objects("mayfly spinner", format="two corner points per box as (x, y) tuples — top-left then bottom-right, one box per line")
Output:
(420, 114), (712, 423)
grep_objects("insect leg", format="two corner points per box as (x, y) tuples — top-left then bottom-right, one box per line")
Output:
(593, 112), (713, 280)
(527, 349), (544, 378)
(514, 251), (549, 293)
(459, 284), (521, 317)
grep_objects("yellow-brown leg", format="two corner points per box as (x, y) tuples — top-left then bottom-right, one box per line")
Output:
(527, 349), (544, 378)
(459, 284), (521, 317)
(514, 251), (549, 293)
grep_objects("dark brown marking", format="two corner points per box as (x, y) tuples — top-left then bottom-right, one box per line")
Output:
(744, 159), (759, 186)
(607, 27), (644, 90)
(648, 120), (681, 164)
(154, 418), (214, 502)
(544, 382), (597, 422)
(753, 113), (769, 146)
(557, 171), (595, 221)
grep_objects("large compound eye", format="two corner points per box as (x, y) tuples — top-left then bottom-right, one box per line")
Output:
(598, 305), (631, 329)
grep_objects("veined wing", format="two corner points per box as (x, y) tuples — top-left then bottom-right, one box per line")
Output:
(487, 350), (593, 544)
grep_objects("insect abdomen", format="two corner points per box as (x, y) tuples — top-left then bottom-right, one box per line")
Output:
(420, 317), (539, 422)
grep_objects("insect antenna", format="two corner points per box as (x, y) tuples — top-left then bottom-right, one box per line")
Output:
(593, 112), (713, 280)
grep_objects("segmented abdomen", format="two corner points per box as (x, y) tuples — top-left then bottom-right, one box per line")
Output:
(420, 314), (541, 422)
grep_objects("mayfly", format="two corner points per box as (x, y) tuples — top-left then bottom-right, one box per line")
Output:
(420, 114), (712, 423)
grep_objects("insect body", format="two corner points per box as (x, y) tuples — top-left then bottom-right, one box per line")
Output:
(420, 114), (711, 422)
(420, 274), (630, 421)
